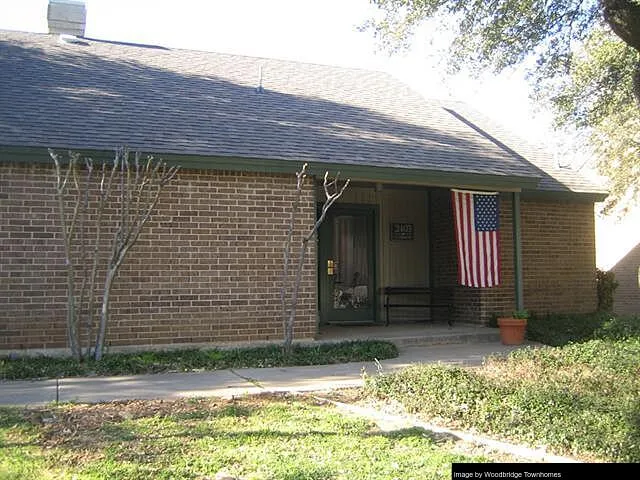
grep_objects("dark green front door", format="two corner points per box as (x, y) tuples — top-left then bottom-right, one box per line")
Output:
(318, 205), (376, 324)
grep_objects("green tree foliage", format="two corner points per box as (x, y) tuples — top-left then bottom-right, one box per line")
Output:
(552, 29), (640, 213)
(365, 0), (600, 77)
(364, 0), (640, 211)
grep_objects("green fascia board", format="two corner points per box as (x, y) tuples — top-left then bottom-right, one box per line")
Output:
(1, 145), (541, 191)
(296, 161), (539, 191)
(521, 188), (608, 203)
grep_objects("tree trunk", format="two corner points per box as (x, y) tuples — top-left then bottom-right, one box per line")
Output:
(52, 150), (82, 360)
(51, 148), (178, 361)
(601, 0), (640, 103)
(601, 0), (640, 52)
(65, 262), (80, 360)
(281, 164), (307, 352)
(283, 238), (309, 353)
(94, 268), (116, 361)
(281, 169), (349, 353)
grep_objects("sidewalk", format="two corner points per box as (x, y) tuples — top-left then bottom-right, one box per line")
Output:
(0, 341), (530, 406)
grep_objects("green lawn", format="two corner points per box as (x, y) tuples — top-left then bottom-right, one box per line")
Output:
(0, 394), (487, 480)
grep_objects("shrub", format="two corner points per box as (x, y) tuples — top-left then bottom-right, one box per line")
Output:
(596, 268), (618, 312)
(526, 312), (640, 346)
(525, 311), (611, 346)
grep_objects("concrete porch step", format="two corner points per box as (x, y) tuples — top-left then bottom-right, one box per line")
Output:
(316, 323), (501, 348)
(385, 329), (500, 347)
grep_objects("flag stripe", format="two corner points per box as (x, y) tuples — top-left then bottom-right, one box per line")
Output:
(464, 193), (473, 286)
(455, 191), (464, 285)
(479, 232), (486, 288)
(470, 193), (479, 287)
(451, 190), (501, 288)
(484, 233), (492, 287)
(493, 232), (501, 284)
(454, 192), (467, 284)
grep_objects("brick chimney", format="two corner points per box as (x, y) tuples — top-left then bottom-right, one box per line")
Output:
(47, 0), (86, 37)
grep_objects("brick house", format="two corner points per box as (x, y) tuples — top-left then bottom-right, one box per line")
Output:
(611, 243), (640, 315)
(0, 28), (606, 354)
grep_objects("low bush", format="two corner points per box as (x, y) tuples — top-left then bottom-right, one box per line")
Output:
(0, 340), (398, 380)
(525, 312), (640, 346)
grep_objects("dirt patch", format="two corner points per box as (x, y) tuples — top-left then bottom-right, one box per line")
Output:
(23, 393), (320, 447)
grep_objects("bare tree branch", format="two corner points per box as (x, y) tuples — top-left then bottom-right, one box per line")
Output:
(308, 171), (350, 242)
(94, 151), (179, 360)
(50, 148), (82, 360)
(76, 158), (93, 356)
(281, 163), (308, 346)
(50, 147), (179, 361)
(282, 166), (349, 353)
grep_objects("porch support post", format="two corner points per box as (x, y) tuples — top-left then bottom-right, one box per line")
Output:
(512, 192), (524, 311)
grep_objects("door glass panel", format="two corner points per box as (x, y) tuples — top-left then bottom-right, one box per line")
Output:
(332, 215), (370, 310)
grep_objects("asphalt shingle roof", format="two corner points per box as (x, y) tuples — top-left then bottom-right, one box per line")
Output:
(0, 30), (604, 194)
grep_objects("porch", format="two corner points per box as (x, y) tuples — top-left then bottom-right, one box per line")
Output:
(317, 184), (519, 327)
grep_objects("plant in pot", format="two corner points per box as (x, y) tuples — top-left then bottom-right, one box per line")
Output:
(497, 309), (529, 345)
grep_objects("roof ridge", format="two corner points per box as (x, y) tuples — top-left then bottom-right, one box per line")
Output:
(0, 29), (394, 77)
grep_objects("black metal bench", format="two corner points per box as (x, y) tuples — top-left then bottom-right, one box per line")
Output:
(383, 286), (453, 326)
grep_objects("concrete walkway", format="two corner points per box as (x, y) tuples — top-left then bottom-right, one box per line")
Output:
(0, 341), (531, 406)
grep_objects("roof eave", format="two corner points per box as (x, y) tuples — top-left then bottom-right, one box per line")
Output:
(2, 145), (540, 191)
(521, 188), (608, 203)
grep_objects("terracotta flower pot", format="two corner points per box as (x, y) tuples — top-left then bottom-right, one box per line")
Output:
(497, 317), (527, 345)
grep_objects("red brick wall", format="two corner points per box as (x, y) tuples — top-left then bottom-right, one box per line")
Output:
(428, 189), (458, 323)
(475, 196), (515, 323)
(520, 200), (597, 314)
(1, 163), (317, 352)
(1, 162), (600, 351)
(430, 190), (514, 324)
(430, 190), (597, 323)
(429, 189), (457, 288)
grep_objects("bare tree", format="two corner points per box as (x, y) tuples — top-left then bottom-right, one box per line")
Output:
(281, 164), (349, 353)
(94, 150), (179, 360)
(50, 148), (179, 361)
(52, 150), (86, 360)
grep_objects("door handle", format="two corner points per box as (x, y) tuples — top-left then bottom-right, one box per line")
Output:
(327, 259), (335, 275)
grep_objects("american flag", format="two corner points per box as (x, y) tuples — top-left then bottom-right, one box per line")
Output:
(451, 189), (501, 288)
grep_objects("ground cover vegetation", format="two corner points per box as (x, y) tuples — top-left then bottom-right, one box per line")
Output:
(0, 394), (487, 480)
(0, 340), (398, 381)
(364, 314), (640, 462)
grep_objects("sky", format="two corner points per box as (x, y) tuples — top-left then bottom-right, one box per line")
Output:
(0, 0), (636, 268)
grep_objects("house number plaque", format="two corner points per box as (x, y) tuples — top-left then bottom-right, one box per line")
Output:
(391, 223), (414, 240)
